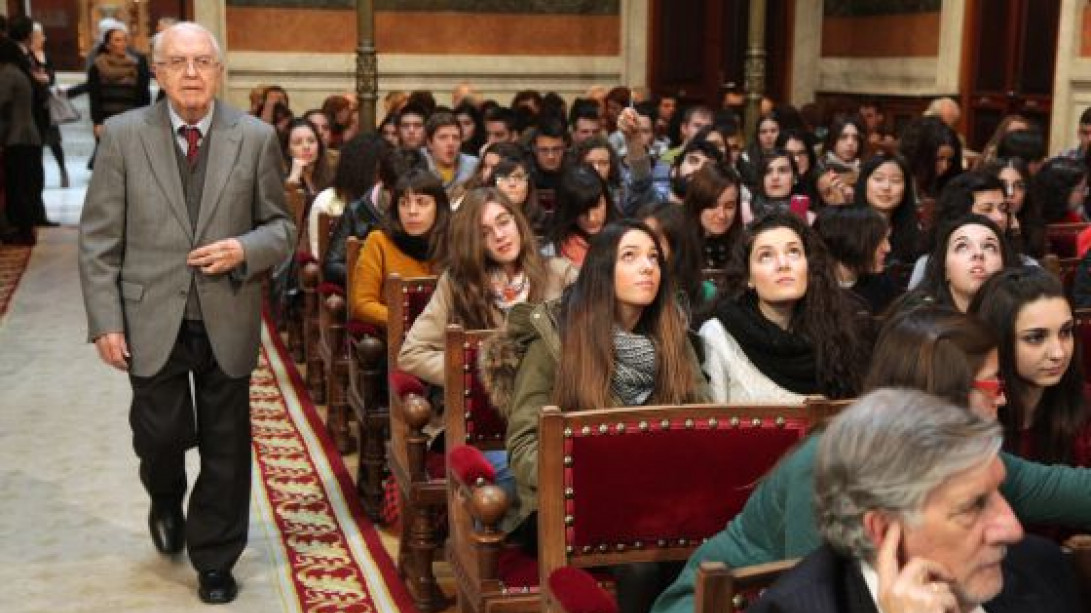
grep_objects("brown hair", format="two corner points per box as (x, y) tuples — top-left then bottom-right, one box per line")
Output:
(553, 221), (698, 410)
(446, 188), (547, 330)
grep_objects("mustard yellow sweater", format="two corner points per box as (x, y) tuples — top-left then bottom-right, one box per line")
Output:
(349, 230), (432, 326)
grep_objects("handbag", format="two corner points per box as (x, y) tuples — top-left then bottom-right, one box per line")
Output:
(47, 87), (80, 125)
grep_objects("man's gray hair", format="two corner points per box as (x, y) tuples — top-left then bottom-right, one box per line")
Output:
(153, 21), (223, 64)
(815, 388), (1002, 562)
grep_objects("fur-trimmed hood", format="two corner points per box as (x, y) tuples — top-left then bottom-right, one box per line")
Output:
(477, 299), (562, 419)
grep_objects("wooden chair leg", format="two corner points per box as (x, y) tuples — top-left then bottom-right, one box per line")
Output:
(358, 413), (387, 522)
(327, 402), (357, 455)
(406, 498), (448, 612)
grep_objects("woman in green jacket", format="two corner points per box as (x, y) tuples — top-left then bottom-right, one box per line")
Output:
(481, 220), (711, 612)
(653, 306), (1091, 613)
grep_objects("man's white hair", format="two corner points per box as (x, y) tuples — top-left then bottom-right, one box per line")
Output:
(153, 22), (223, 63)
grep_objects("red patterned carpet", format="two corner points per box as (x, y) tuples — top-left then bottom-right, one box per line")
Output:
(254, 317), (418, 612)
(0, 244), (32, 322)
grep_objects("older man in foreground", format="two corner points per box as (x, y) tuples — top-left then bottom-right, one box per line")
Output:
(747, 389), (1080, 612)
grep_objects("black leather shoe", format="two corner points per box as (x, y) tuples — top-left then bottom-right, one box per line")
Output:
(148, 504), (185, 555)
(198, 570), (238, 604)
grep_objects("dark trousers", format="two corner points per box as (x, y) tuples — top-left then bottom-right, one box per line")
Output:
(129, 320), (252, 571)
(2, 144), (44, 231)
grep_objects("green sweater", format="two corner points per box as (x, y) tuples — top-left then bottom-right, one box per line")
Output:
(652, 434), (1091, 613)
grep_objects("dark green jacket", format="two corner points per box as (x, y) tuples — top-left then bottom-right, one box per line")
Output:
(487, 300), (712, 533)
(652, 434), (1091, 612)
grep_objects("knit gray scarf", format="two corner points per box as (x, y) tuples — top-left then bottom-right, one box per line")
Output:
(610, 327), (657, 406)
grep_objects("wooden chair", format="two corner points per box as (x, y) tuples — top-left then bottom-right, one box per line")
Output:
(444, 325), (544, 613)
(383, 275), (445, 610)
(1063, 535), (1091, 613)
(300, 212), (340, 406)
(694, 559), (798, 612)
(1046, 222), (1091, 258)
(1042, 253), (1081, 300)
(450, 401), (823, 612)
(346, 273), (438, 524)
(312, 231), (357, 454)
(1074, 309), (1091, 384)
(536, 402), (826, 613)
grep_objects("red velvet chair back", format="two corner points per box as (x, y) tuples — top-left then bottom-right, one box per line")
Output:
(1047, 222), (1091, 258)
(445, 325), (507, 450)
(1043, 255), (1081, 301)
(917, 197), (937, 235)
(537, 403), (823, 585)
(384, 273), (439, 366)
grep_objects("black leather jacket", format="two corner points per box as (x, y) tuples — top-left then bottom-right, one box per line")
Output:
(322, 193), (384, 286)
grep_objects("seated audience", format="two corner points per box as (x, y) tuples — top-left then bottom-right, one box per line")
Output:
(399, 187), (575, 386)
(777, 129), (820, 209)
(453, 100), (485, 156)
(853, 154), (921, 267)
(544, 164), (616, 267)
(636, 202), (715, 324)
(901, 115), (963, 200)
(349, 168), (450, 326)
(747, 388), (1079, 613)
(306, 133), (381, 257)
(907, 170), (1016, 289)
(489, 157), (548, 236)
(895, 214), (1014, 314)
(745, 149), (814, 224)
(652, 306), (1091, 612)
(482, 220), (710, 612)
(971, 267), (1091, 467)
(682, 163), (743, 269)
(813, 205), (901, 315)
(700, 212), (871, 403)
(422, 111), (478, 193)
(1035, 157), (1089, 228)
(818, 115), (865, 176)
(983, 157), (1042, 258)
(322, 143), (411, 287)
(283, 117), (333, 199)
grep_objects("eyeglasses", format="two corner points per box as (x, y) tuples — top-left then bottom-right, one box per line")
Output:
(155, 56), (218, 74)
(496, 172), (529, 186)
(972, 377), (1005, 399)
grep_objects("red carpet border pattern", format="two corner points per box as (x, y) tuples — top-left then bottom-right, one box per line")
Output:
(0, 245), (32, 321)
(253, 317), (417, 612)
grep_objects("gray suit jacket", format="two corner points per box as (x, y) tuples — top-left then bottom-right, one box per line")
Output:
(79, 100), (296, 378)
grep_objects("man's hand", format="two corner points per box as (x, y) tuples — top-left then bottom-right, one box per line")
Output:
(93, 124), (104, 139)
(876, 522), (958, 613)
(187, 238), (245, 275)
(94, 332), (130, 371)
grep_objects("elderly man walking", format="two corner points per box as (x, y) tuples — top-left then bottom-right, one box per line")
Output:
(79, 22), (295, 604)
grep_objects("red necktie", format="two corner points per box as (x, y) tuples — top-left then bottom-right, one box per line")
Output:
(180, 126), (201, 167)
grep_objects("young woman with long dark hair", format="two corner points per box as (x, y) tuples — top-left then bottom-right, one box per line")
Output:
(683, 163), (744, 269)
(853, 153), (921, 266)
(700, 212), (871, 403)
(482, 220), (709, 611)
(897, 214), (1015, 314)
(813, 205), (900, 315)
(546, 164), (617, 267)
(971, 267), (1091, 466)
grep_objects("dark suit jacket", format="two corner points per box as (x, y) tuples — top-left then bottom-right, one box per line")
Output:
(749, 537), (1081, 613)
(79, 100), (296, 378)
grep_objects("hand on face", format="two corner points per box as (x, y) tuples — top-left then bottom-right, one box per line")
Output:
(876, 522), (959, 613)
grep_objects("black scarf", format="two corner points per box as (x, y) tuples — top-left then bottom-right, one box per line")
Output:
(714, 293), (820, 395)
(389, 229), (431, 262)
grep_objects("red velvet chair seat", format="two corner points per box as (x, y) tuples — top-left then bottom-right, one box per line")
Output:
(564, 418), (808, 554)
(495, 548), (614, 593)
(346, 319), (382, 340)
(317, 281), (344, 297)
